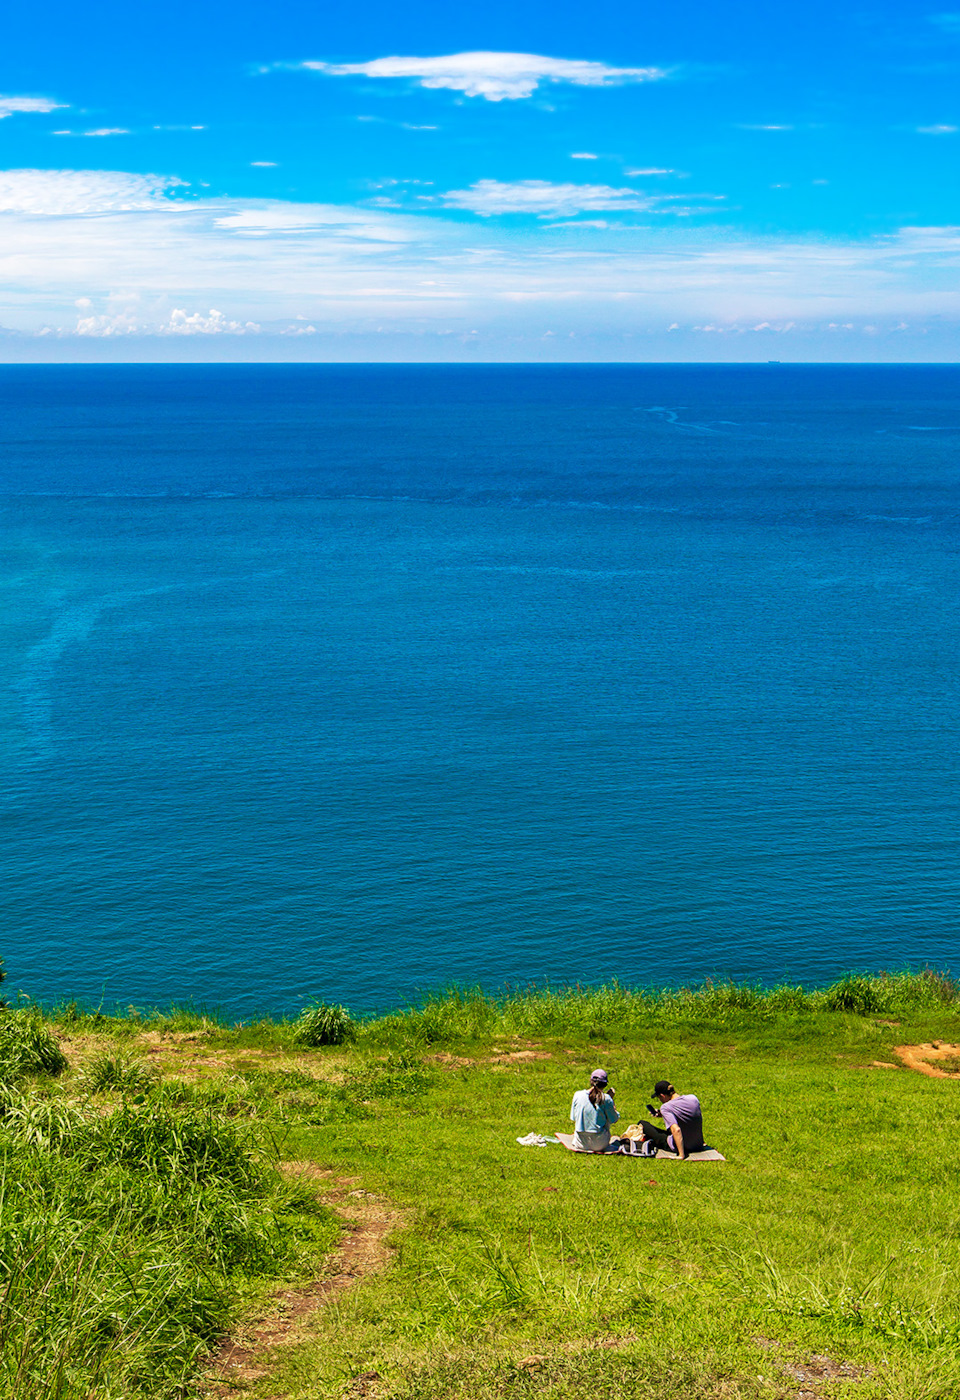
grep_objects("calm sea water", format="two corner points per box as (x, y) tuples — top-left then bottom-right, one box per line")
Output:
(1, 364), (959, 1017)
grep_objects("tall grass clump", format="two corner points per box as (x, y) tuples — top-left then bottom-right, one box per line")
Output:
(817, 969), (957, 1016)
(83, 1049), (157, 1096)
(0, 1008), (68, 1079)
(292, 1001), (356, 1047)
(0, 1094), (335, 1399)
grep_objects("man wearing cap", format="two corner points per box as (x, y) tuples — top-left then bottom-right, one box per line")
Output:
(639, 1080), (705, 1159)
(569, 1068), (620, 1153)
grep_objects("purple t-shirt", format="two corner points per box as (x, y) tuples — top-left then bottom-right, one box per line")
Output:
(660, 1094), (704, 1152)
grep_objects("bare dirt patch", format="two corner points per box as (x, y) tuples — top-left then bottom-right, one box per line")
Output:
(752, 1340), (866, 1397)
(428, 1052), (477, 1071)
(894, 1043), (960, 1079)
(489, 1049), (552, 1065)
(203, 1168), (406, 1396)
(782, 1352), (866, 1397)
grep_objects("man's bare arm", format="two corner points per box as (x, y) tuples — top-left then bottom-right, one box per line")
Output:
(670, 1124), (685, 1159)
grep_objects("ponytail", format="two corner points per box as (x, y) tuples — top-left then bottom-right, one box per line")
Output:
(588, 1082), (607, 1107)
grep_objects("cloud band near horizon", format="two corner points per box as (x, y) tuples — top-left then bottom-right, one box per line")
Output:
(0, 168), (957, 347)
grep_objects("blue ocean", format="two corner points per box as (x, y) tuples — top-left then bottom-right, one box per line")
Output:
(2, 364), (959, 1018)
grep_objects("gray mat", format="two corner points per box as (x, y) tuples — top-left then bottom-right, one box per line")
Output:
(554, 1133), (725, 1161)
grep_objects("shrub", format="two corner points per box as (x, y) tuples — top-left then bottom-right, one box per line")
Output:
(292, 1001), (356, 1047)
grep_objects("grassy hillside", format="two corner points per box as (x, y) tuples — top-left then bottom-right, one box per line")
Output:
(3, 972), (960, 1400)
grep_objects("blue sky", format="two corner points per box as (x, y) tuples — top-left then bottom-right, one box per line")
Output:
(1, 0), (958, 359)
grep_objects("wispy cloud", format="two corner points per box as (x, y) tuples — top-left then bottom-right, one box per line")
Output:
(287, 51), (667, 101)
(438, 179), (665, 215)
(0, 169), (183, 215)
(738, 123), (794, 131)
(916, 122), (957, 132)
(0, 95), (65, 118)
(251, 161), (277, 167)
(626, 167), (677, 176)
(54, 127), (131, 137)
(570, 152), (598, 159)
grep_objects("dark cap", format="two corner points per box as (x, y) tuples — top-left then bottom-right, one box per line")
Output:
(653, 1080), (673, 1097)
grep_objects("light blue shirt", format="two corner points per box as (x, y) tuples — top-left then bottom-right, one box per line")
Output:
(570, 1088), (620, 1134)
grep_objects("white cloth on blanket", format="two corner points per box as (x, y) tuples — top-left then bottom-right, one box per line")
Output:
(517, 1132), (551, 1146)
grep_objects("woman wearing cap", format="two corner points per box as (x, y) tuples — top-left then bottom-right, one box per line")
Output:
(569, 1069), (620, 1153)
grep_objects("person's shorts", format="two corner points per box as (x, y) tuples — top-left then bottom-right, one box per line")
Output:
(572, 1129), (612, 1152)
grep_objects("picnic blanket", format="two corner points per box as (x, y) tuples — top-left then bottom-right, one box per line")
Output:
(554, 1132), (725, 1161)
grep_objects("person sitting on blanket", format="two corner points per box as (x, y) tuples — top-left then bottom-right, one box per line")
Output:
(639, 1080), (706, 1159)
(570, 1068), (620, 1153)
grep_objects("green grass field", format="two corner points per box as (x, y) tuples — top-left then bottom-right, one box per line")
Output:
(3, 973), (960, 1399)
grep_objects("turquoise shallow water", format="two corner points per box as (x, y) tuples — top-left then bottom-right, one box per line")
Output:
(1, 364), (959, 1017)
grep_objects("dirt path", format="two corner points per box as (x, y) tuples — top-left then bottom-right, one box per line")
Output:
(204, 1165), (406, 1396)
(893, 1043), (960, 1078)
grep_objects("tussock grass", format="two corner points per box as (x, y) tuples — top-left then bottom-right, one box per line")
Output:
(0, 1008), (68, 1079)
(292, 1001), (356, 1047)
(82, 1049), (157, 1096)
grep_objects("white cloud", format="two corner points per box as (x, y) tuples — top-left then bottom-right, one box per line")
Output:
(0, 169), (183, 214)
(251, 161), (277, 167)
(76, 307), (260, 336)
(76, 310), (144, 336)
(83, 128), (130, 137)
(0, 96), (64, 118)
(570, 152), (598, 159)
(739, 124), (793, 131)
(296, 51), (666, 101)
(162, 308), (260, 335)
(212, 204), (418, 241)
(439, 179), (660, 215)
(916, 123), (957, 133)
(0, 168), (959, 349)
(627, 167), (675, 175)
